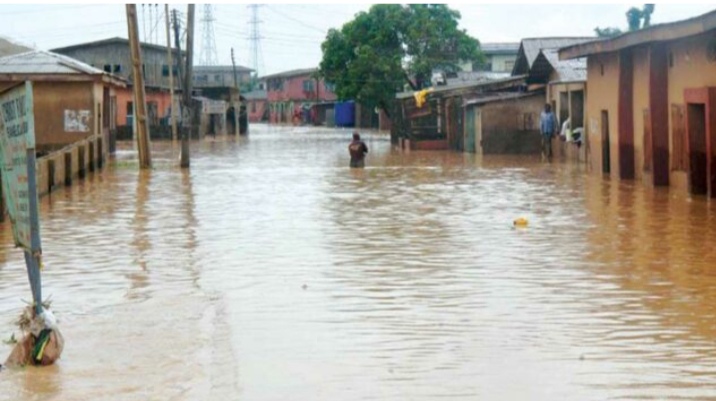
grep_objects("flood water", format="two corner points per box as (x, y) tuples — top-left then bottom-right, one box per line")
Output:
(2, 124), (716, 400)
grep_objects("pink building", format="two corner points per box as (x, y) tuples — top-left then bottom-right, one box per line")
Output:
(263, 68), (337, 124)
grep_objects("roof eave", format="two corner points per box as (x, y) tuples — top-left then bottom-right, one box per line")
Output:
(560, 9), (716, 60)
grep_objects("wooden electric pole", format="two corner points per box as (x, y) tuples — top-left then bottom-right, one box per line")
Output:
(180, 4), (195, 168)
(126, 4), (152, 168)
(165, 5), (177, 142)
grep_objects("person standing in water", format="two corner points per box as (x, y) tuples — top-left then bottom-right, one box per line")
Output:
(348, 132), (368, 168)
(540, 104), (558, 161)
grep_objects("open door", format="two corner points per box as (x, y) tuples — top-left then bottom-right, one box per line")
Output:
(687, 103), (708, 195)
(601, 110), (611, 175)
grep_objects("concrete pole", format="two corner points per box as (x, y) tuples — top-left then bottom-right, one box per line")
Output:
(231, 47), (240, 136)
(180, 4), (195, 168)
(165, 5), (177, 142)
(126, 4), (152, 168)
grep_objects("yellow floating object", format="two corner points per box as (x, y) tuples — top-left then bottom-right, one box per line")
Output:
(413, 88), (433, 108)
(513, 217), (528, 227)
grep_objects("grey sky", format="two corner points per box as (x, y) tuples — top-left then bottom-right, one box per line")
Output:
(1, 3), (714, 76)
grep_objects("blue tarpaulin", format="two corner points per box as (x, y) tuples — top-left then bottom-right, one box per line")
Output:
(334, 101), (355, 127)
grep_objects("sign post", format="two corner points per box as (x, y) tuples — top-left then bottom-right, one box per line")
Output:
(0, 81), (43, 315)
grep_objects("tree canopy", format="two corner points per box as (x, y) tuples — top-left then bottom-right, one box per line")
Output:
(595, 4), (655, 38)
(319, 4), (481, 113)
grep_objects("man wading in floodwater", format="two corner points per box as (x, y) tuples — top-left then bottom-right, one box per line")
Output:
(540, 104), (558, 161)
(348, 132), (368, 168)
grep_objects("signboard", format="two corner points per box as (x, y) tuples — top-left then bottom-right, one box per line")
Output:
(202, 100), (226, 115)
(0, 82), (39, 251)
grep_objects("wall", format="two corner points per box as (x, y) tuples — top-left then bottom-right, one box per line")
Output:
(193, 67), (252, 88)
(632, 45), (651, 183)
(478, 93), (544, 154)
(33, 81), (96, 147)
(585, 52), (620, 178)
(666, 32), (716, 192)
(57, 43), (176, 89)
(114, 86), (172, 126)
(248, 99), (268, 122)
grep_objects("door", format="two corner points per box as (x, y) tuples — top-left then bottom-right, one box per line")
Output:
(476, 108), (483, 154)
(464, 107), (476, 153)
(601, 110), (611, 175)
(687, 103), (707, 195)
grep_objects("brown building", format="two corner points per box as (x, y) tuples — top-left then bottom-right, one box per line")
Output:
(0, 50), (125, 197)
(560, 9), (716, 197)
(0, 50), (124, 153)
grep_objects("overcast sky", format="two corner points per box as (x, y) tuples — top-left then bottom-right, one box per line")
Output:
(1, 3), (714, 76)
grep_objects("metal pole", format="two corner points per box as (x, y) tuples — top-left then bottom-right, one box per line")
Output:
(126, 4), (152, 168)
(165, 5), (177, 142)
(25, 148), (42, 315)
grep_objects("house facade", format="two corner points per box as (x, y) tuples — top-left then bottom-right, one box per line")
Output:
(263, 68), (337, 124)
(560, 9), (716, 197)
(193, 65), (252, 89)
(52, 37), (181, 128)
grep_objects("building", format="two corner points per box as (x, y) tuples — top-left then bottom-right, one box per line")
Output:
(263, 68), (337, 124)
(393, 75), (529, 151)
(0, 50), (125, 196)
(244, 89), (268, 122)
(52, 37), (182, 128)
(193, 65), (252, 89)
(470, 42), (520, 73)
(560, 9), (716, 197)
(512, 37), (594, 160)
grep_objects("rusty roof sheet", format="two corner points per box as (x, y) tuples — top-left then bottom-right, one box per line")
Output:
(560, 9), (716, 59)
(260, 68), (317, 80)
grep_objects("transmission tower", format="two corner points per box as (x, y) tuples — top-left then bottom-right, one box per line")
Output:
(199, 4), (218, 66)
(248, 4), (263, 77)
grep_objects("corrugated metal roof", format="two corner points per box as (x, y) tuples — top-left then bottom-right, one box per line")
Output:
(396, 75), (527, 99)
(260, 68), (317, 80)
(520, 37), (596, 68)
(194, 65), (253, 73)
(0, 50), (106, 75)
(0, 37), (30, 58)
(541, 49), (586, 83)
(464, 91), (542, 107)
(481, 42), (520, 54)
(51, 37), (183, 56)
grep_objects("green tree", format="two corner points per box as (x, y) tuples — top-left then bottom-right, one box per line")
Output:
(319, 4), (481, 116)
(594, 4), (655, 37)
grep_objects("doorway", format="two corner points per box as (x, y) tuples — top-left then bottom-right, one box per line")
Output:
(687, 103), (707, 195)
(601, 110), (611, 175)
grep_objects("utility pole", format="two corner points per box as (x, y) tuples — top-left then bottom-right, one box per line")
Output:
(126, 4), (152, 168)
(180, 4), (195, 168)
(165, 5), (177, 141)
(231, 47), (240, 136)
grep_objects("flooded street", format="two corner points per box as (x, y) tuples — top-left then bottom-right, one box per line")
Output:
(2, 124), (716, 400)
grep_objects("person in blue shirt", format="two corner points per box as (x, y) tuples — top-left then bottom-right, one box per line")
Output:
(540, 104), (558, 160)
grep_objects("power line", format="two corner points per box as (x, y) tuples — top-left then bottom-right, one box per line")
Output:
(199, 4), (218, 65)
(264, 5), (327, 34)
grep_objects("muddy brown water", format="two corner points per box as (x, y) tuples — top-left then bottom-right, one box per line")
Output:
(1, 125), (716, 400)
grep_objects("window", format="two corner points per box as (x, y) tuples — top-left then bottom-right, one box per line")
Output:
(114, 65), (122, 73)
(302, 79), (314, 92)
(214, 74), (221, 82)
(126, 101), (134, 116)
(103, 64), (112, 73)
(503, 60), (515, 71)
(324, 82), (335, 93)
